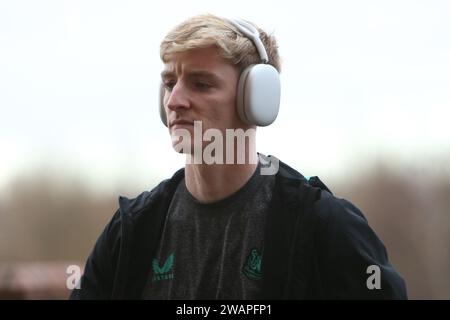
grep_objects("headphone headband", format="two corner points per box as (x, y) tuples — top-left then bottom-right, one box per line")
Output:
(227, 18), (269, 64)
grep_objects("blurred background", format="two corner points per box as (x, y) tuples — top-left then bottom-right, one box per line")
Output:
(0, 0), (449, 299)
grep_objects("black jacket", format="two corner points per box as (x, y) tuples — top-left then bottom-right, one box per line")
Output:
(70, 158), (407, 299)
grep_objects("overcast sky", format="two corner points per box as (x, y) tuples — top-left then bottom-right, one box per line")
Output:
(1, 0), (449, 194)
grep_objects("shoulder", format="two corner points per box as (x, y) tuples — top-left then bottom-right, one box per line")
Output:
(313, 190), (371, 237)
(312, 188), (390, 262)
(309, 187), (408, 299)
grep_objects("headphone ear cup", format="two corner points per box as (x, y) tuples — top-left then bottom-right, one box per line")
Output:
(159, 83), (168, 127)
(236, 66), (252, 125)
(236, 64), (281, 126)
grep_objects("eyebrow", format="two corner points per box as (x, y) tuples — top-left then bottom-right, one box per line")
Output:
(160, 70), (222, 82)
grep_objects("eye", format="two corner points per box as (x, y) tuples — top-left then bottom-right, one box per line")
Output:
(163, 81), (176, 91)
(195, 82), (212, 90)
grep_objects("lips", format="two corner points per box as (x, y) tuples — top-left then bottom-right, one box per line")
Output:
(169, 119), (194, 128)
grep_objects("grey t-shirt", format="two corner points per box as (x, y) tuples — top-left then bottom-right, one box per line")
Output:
(142, 164), (275, 299)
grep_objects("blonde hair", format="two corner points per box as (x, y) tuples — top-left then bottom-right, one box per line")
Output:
(160, 14), (281, 73)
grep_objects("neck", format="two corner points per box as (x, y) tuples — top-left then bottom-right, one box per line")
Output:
(184, 148), (259, 204)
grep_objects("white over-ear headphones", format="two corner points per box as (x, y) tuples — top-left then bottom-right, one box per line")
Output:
(159, 18), (281, 127)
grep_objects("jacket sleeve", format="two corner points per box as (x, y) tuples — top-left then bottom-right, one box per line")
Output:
(313, 191), (408, 299)
(69, 210), (122, 300)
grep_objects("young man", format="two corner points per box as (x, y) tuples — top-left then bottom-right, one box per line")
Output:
(71, 14), (407, 299)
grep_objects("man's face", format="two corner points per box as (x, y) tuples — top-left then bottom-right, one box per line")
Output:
(161, 46), (248, 151)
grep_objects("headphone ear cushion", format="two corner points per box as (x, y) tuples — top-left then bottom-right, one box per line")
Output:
(236, 64), (281, 126)
(159, 83), (168, 127)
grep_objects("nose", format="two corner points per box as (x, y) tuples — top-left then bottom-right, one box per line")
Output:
(165, 82), (190, 112)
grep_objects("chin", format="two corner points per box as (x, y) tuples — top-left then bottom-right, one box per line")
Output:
(171, 140), (194, 155)
(172, 146), (190, 154)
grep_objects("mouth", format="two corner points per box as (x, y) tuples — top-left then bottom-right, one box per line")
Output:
(169, 119), (195, 128)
